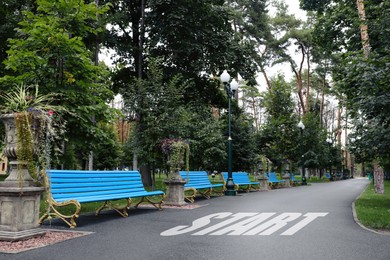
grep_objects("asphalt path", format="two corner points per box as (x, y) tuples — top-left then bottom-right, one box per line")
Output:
(3, 178), (390, 260)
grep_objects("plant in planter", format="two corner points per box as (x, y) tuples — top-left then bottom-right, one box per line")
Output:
(161, 138), (190, 180)
(160, 138), (190, 206)
(0, 83), (62, 187)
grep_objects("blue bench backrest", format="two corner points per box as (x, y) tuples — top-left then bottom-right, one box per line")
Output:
(222, 172), (252, 184)
(179, 171), (212, 187)
(46, 170), (146, 201)
(268, 172), (280, 181)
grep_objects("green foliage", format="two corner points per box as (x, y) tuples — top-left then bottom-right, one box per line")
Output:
(15, 112), (35, 179)
(0, 84), (61, 114)
(334, 1), (390, 163)
(60, 141), (80, 170)
(312, 1), (361, 54)
(93, 122), (123, 170)
(161, 139), (190, 178)
(0, 0), (117, 168)
(123, 59), (225, 173)
(256, 75), (299, 169)
(299, 0), (331, 13)
(301, 112), (326, 167)
(230, 112), (257, 171)
(0, 1), (37, 76)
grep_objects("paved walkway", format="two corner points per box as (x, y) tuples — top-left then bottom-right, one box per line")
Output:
(2, 178), (390, 260)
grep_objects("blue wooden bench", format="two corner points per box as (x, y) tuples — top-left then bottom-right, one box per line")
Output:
(179, 171), (224, 203)
(266, 172), (285, 188)
(39, 170), (165, 228)
(222, 172), (260, 192)
(290, 173), (301, 186)
(324, 173), (332, 181)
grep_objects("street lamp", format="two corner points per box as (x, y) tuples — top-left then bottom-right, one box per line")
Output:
(220, 70), (238, 196)
(326, 138), (333, 180)
(297, 120), (307, 185)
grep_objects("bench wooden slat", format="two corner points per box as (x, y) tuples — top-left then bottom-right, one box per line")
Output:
(55, 190), (165, 203)
(51, 181), (144, 188)
(52, 187), (147, 197)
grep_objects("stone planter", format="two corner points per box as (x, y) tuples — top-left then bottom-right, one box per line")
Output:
(164, 178), (187, 206)
(163, 165), (188, 206)
(282, 172), (291, 188)
(0, 113), (45, 241)
(257, 174), (269, 191)
(0, 114), (36, 187)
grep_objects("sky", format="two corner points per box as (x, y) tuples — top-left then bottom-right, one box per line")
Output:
(286, 0), (307, 19)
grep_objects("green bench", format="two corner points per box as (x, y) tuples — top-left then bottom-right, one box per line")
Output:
(179, 171), (224, 203)
(39, 170), (165, 228)
(222, 172), (260, 192)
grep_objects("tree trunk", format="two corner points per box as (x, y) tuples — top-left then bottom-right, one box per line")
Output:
(251, 97), (259, 131)
(320, 75), (326, 127)
(305, 47), (310, 113)
(259, 63), (271, 90)
(356, 0), (370, 57)
(337, 106), (342, 146)
(373, 162), (384, 194)
(140, 164), (152, 187)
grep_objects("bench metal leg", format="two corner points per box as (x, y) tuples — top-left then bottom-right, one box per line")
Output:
(198, 188), (212, 200)
(133, 195), (165, 210)
(39, 197), (81, 228)
(96, 199), (131, 218)
(184, 188), (197, 203)
(212, 187), (225, 196)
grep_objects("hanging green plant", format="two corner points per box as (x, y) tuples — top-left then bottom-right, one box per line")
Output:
(15, 112), (35, 180)
(0, 83), (65, 186)
(161, 138), (190, 179)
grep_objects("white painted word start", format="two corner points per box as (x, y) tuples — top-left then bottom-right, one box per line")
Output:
(161, 212), (328, 236)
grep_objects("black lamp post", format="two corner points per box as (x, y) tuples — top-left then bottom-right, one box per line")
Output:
(298, 120), (307, 185)
(220, 70), (239, 196)
(326, 138), (333, 180)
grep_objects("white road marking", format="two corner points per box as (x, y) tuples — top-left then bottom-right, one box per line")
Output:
(160, 212), (328, 236)
(244, 213), (302, 235)
(281, 212), (329, 235)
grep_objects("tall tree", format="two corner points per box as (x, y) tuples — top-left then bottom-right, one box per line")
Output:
(306, 0), (389, 192)
(0, 0), (116, 168)
(269, 1), (312, 115)
(0, 0), (36, 76)
(256, 75), (300, 170)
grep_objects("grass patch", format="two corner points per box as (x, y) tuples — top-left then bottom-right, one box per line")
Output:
(355, 180), (390, 230)
(0, 175), (7, 181)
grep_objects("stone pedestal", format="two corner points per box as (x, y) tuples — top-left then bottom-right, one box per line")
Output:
(282, 173), (291, 188)
(257, 175), (269, 191)
(0, 186), (46, 241)
(164, 179), (187, 206)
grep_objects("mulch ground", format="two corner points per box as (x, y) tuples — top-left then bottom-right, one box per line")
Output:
(0, 230), (92, 254)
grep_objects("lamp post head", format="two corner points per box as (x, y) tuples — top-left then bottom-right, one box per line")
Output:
(297, 120), (305, 130)
(230, 79), (239, 92)
(220, 70), (230, 83)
